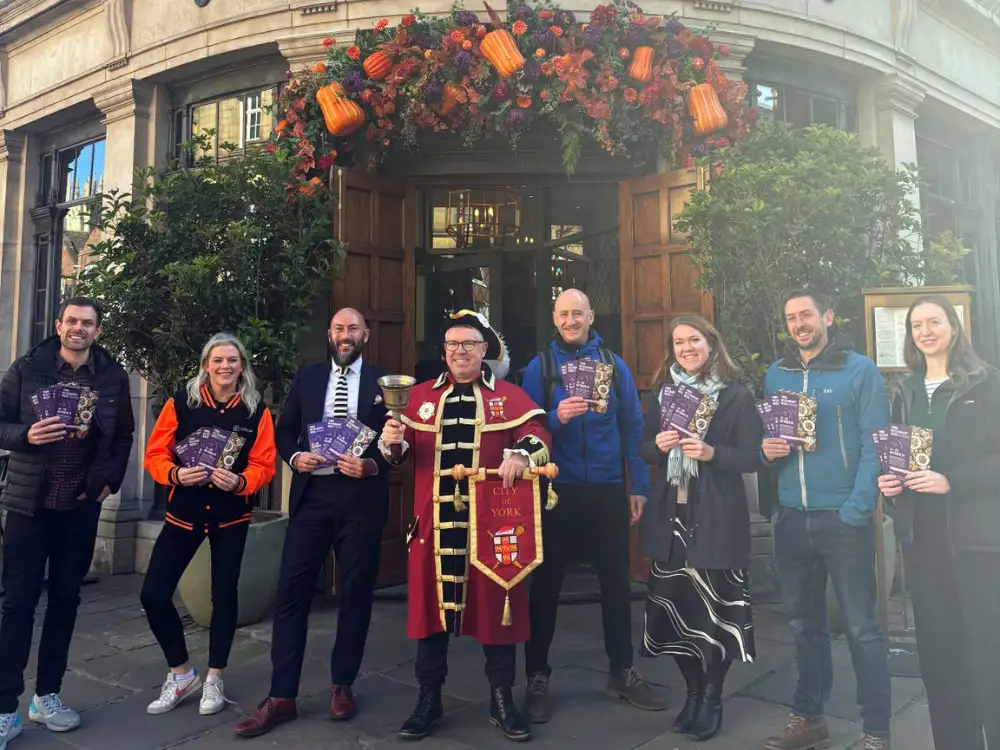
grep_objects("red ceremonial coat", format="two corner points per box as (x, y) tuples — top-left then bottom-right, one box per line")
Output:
(399, 369), (550, 645)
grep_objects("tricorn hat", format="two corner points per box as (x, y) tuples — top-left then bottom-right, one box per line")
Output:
(446, 309), (507, 364)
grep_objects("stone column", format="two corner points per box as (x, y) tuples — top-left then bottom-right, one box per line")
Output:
(874, 72), (926, 234)
(708, 29), (755, 81)
(88, 78), (170, 574)
(0, 130), (28, 373)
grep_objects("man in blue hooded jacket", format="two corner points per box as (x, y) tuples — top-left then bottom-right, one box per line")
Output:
(519, 289), (663, 723)
(760, 290), (891, 750)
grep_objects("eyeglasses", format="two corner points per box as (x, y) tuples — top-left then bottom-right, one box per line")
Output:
(444, 340), (485, 352)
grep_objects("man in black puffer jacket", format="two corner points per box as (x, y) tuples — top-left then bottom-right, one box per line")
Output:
(0, 296), (134, 741)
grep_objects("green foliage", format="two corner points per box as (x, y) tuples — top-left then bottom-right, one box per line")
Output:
(77, 136), (343, 409)
(921, 230), (970, 285)
(677, 121), (923, 390)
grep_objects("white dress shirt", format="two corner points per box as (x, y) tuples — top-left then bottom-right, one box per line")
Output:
(294, 356), (377, 476)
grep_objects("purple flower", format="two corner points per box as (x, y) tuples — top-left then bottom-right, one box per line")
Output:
(345, 70), (366, 93)
(514, 5), (532, 20)
(563, 10), (576, 24)
(554, 10), (566, 25)
(691, 143), (711, 157)
(455, 10), (478, 26)
(666, 18), (686, 33)
(666, 37), (683, 58)
(507, 108), (526, 127)
(625, 27), (648, 46)
(522, 60), (541, 80)
(531, 28), (554, 45)
(453, 50), (474, 71)
(421, 80), (443, 103)
(584, 24), (603, 43)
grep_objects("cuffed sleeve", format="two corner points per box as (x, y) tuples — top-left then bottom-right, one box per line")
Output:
(144, 398), (181, 486)
(237, 408), (277, 496)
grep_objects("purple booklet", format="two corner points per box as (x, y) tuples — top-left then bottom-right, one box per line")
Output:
(757, 399), (777, 435)
(52, 385), (87, 429)
(668, 382), (717, 439)
(31, 386), (57, 419)
(659, 384), (679, 432)
(560, 362), (579, 397)
(175, 433), (203, 468)
(575, 360), (597, 402)
(196, 427), (231, 469)
(341, 417), (378, 458)
(884, 424), (933, 477)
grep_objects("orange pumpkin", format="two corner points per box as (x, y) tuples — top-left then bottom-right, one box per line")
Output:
(480, 28), (524, 78)
(363, 50), (393, 80)
(688, 82), (728, 135)
(327, 81), (346, 97)
(627, 46), (654, 83)
(435, 83), (462, 116)
(316, 84), (365, 136)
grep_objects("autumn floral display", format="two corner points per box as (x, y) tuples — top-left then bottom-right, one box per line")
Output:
(270, 0), (754, 188)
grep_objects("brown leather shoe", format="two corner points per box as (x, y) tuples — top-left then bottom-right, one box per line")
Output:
(234, 697), (297, 738)
(330, 685), (357, 721)
(762, 714), (831, 750)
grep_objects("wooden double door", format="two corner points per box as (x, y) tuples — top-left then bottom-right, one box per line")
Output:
(329, 167), (709, 588)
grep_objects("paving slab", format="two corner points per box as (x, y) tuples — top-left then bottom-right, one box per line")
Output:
(635, 696), (863, 750)
(739, 638), (928, 723)
(889, 699), (935, 750)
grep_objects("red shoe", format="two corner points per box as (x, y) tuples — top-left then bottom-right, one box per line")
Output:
(330, 685), (357, 721)
(234, 697), (297, 737)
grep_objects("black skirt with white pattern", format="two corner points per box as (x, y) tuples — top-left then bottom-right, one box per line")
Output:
(640, 506), (755, 666)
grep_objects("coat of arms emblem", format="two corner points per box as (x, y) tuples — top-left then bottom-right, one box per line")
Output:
(418, 401), (436, 422)
(487, 396), (506, 420)
(492, 525), (525, 569)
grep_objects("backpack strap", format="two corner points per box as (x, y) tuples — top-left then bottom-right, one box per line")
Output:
(539, 348), (560, 411)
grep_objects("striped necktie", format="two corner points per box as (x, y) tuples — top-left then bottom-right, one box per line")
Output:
(333, 367), (349, 419)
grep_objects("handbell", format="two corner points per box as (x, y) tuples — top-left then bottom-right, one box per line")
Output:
(378, 375), (416, 461)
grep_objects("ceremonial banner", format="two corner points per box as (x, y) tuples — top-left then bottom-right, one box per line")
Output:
(468, 472), (544, 627)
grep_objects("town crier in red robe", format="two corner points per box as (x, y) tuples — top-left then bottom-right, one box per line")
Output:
(381, 311), (550, 743)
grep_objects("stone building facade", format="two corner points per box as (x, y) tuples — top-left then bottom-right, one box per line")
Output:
(0, 0), (998, 575)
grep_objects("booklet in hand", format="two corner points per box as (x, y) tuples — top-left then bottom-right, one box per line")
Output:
(873, 424), (932, 477)
(31, 384), (98, 438)
(174, 427), (246, 470)
(658, 382), (717, 439)
(757, 390), (817, 451)
(559, 359), (614, 413)
(306, 417), (377, 464)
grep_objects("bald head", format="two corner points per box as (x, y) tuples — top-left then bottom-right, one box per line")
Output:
(553, 288), (595, 347)
(329, 307), (369, 367)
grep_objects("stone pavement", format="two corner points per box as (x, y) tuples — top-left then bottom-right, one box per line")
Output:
(6, 575), (934, 750)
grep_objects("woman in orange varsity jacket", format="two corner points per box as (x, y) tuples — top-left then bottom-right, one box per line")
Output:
(140, 334), (275, 717)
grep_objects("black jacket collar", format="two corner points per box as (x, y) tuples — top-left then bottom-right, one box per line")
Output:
(24, 335), (116, 376)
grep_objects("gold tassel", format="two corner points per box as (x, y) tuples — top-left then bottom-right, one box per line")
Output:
(501, 592), (512, 627)
(545, 485), (559, 511)
(453, 483), (466, 512)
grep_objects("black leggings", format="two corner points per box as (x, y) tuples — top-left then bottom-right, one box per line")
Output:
(141, 522), (248, 670)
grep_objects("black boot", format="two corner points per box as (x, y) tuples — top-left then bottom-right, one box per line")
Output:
(671, 656), (703, 734)
(489, 687), (532, 742)
(398, 686), (444, 741)
(689, 661), (728, 742)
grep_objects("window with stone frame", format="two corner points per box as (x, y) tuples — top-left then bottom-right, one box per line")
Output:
(175, 85), (279, 162)
(745, 59), (858, 132)
(31, 138), (106, 344)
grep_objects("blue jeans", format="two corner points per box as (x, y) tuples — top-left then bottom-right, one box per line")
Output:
(773, 507), (891, 736)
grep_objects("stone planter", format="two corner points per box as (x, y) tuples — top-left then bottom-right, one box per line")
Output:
(177, 510), (289, 628)
(826, 514), (896, 635)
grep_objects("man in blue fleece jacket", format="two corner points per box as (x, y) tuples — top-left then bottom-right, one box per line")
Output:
(760, 291), (891, 750)
(519, 289), (663, 723)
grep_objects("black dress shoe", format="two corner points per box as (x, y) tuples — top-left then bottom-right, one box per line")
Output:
(398, 686), (443, 741)
(489, 687), (532, 742)
(671, 690), (702, 734)
(688, 682), (723, 742)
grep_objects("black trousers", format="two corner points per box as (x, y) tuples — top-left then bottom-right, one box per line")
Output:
(0, 501), (101, 713)
(904, 497), (1000, 750)
(525, 483), (633, 677)
(416, 632), (516, 689)
(269, 475), (383, 697)
(140, 522), (248, 670)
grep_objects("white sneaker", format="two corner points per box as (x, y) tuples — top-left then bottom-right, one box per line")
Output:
(0, 712), (23, 749)
(199, 677), (232, 716)
(147, 671), (202, 715)
(28, 694), (80, 732)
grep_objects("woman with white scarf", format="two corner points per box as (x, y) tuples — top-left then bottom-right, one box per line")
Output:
(637, 316), (763, 743)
